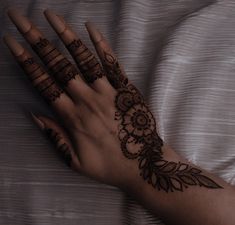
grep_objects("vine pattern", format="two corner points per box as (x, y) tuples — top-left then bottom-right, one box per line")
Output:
(103, 51), (222, 192)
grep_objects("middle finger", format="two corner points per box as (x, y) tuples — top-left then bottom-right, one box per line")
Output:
(8, 9), (93, 102)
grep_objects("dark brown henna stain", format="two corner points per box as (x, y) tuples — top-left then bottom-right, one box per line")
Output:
(103, 52), (128, 89)
(49, 58), (78, 86)
(20, 56), (63, 103)
(31, 38), (50, 52)
(138, 157), (222, 192)
(67, 39), (105, 84)
(105, 52), (223, 192)
(45, 128), (72, 167)
(67, 39), (83, 51)
(35, 77), (64, 103)
(31, 38), (79, 87)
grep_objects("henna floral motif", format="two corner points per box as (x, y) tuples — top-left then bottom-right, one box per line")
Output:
(103, 51), (223, 192)
(103, 52), (128, 89)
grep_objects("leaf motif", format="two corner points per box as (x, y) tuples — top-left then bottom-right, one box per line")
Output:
(178, 175), (197, 185)
(177, 163), (189, 172)
(158, 176), (170, 192)
(143, 168), (150, 180)
(189, 168), (201, 174)
(161, 162), (177, 173)
(194, 175), (223, 189)
(105, 52), (115, 64)
(153, 160), (167, 168)
(139, 157), (147, 169)
(151, 173), (157, 187)
(170, 177), (183, 192)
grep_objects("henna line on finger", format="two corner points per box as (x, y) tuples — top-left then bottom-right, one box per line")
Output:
(53, 61), (71, 74)
(102, 51), (128, 89)
(41, 47), (57, 58)
(36, 77), (55, 90)
(50, 58), (68, 70)
(31, 38), (50, 52)
(79, 63), (101, 74)
(73, 47), (90, 59)
(23, 57), (35, 65)
(45, 128), (72, 167)
(17, 53), (63, 102)
(67, 39), (83, 51)
(30, 71), (47, 82)
(38, 81), (56, 93)
(78, 55), (95, 67)
(45, 52), (62, 65)
(55, 66), (78, 86)
(29, 65), (41, 75)
(67, 39), (105, 83)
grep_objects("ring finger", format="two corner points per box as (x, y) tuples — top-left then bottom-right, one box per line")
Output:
(44, 9), (112, 94)
(7, 9), (92, 103)
(3, 34), (74, 116)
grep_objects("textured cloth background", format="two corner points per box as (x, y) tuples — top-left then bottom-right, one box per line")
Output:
(0, 0), (235, 224)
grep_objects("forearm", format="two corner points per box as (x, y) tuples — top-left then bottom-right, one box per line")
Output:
(123, 144), (235, 225)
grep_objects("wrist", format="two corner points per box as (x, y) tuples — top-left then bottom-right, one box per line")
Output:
(120, 144), (183, 214)
(120, 143), (230, 224)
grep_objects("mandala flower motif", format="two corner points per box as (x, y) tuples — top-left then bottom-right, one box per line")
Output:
(122, 103), (156, 137)
(133, 92), (143, 104)
(115, 90), (135, 112)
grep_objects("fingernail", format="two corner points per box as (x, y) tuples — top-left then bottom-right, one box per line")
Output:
(44, 9), (66, 34)
(30, 112), (45, 130)
(3, 34), (24, 56)
(85, 21), (103, 44)
(8, 8), (32, 33)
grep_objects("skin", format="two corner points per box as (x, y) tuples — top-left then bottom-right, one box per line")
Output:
(3, 9), (235, 225)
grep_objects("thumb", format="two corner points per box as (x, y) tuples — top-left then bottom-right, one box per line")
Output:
(30, 112), (81, 171)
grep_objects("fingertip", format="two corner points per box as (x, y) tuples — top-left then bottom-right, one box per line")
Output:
(7, 8), (32, 34)
(7, 7), (17, 18)
(85, 21), (104, 44)
(3, 34), (24, 56)
(30, 112), (45, 130)
(43, 8), (50, 15)
(44, 9), (66, 34)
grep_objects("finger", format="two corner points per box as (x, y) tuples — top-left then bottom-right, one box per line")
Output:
(44, 9), (112, 93)
(3, 34), (75, 115)
(85, 22), (129, 89)
(8, 9), (91, 101)
(31, 112), (81, 171)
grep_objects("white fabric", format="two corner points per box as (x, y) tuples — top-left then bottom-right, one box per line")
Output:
(0, 0), (234, 224)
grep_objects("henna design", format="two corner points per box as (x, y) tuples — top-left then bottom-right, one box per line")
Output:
(20, 56), (63, 103)
(31, 38), (50, 52)
(67, 39), (105, 84)
(49, 57), (78, 87)
(45, 128), (72, 167)
(31, 38), (79, 86)
(35, 77), (64, 103)
(104, 51), (223, 192)
(139, 157), (222, 192)
(103, 52), (128, 89)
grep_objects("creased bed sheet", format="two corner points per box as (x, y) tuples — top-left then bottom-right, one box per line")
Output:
(0, 0), (234, 224)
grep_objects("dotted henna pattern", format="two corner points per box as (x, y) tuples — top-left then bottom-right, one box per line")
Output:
(103, 51), (222, 192)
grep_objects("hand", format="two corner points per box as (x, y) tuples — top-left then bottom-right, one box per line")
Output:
(4, 9), (222, 192)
